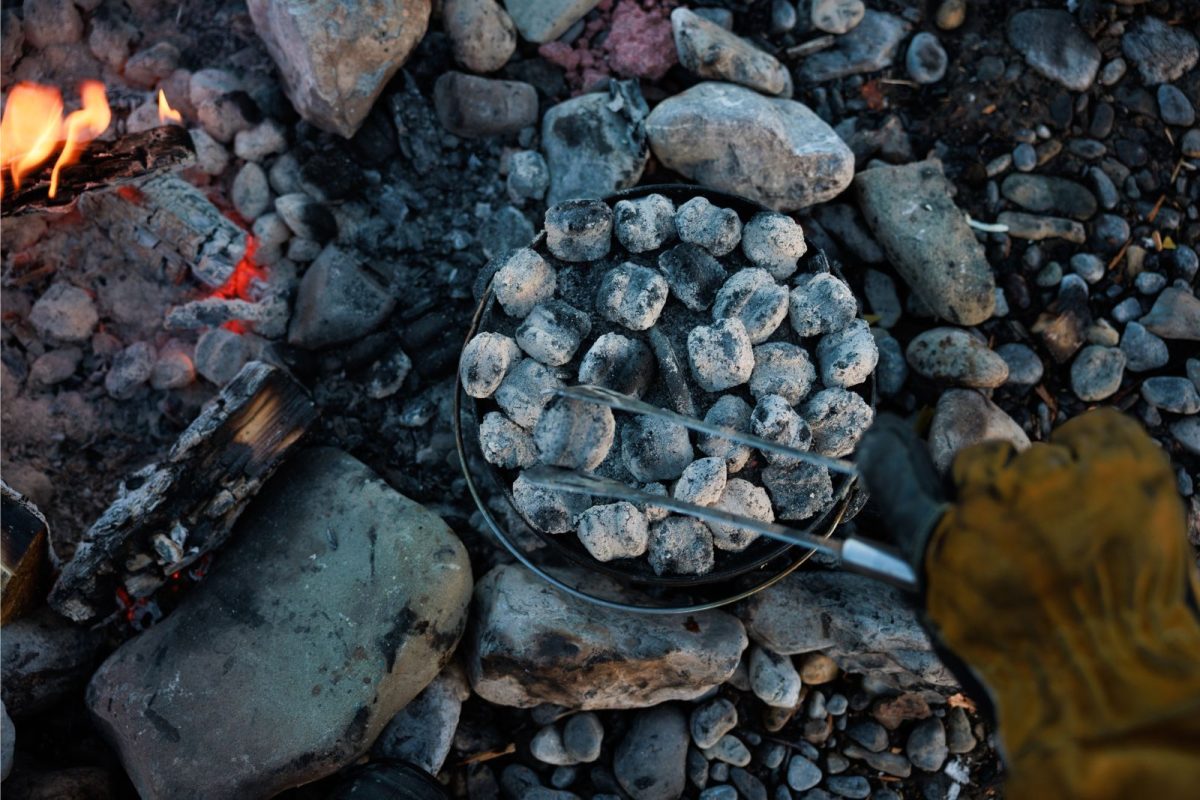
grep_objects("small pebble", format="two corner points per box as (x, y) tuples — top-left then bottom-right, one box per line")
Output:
(702, 735), (752, 767)
(1013, 142), (1036, 171)
(1134, 271), (1167, 296)
(750, 646), (804, 710)
(1112, 296), (1144, 324)
(1070, 345), (1126, 401)
(946, 707), (977, 754)
(545, 200), (613, 262)
(1069, 252), (1106, 284)
(531, 725), (578, 766)
(691, 698), (738, 750)
(826, 775), (870, 799)
(676, 197), (742, 257)
(1157, 84), (1195, 127)
(906, 32), (947, 84)
(786, 756), (823, 792)
(1120, 322), (1169, 372)
(906, 717), (948, 772)
(741, 212), (806, 279)
(1141, 376), (1200, 414)
(996, 342), (1044, 386)
(507, 150), (550, 202)
(614, 193), (676, 252)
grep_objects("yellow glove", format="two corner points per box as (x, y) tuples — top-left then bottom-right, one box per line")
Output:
(927, 408), (1200, 799)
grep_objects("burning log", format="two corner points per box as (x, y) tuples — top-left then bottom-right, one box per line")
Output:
(1, 481), (51, 623)
(1, 126), (195, 217)
(78, 169), (249, 288)
(48, 361), (318, 625)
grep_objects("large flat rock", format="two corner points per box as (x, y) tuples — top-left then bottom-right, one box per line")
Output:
(467, 564), (748, 709)
(87, 449), (473, 799)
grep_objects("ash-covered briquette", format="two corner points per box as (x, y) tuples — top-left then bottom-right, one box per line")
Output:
(815, 319), (879, 389)
(713, 268), (790, 344)
(597, 262), (670, 331)
(545, 199), (613, 262)
(802, 387), (875, 458)
(495, 358), (563, 429)
(614, 193), (676, 253)
(513, 472), (592, 534)
(673, 457), (728, 507)
(751, 395), (814, 465)
(750, 342), (816, 405)
(647, 327), (696, 417)
(706, 478), (774, 552)
(763, 462), (834, 521)
(460, 331), (521, 398)
(492, 248), (557, 317)
(676, 196), (743, 257)
(637, 481), (671, 523)
(534, 396), (616, 471)
(698, 395), (754, 473)
(687, 317), (755, 392)
(620, 415), (695, 482)
(576, 501), (650, 562)
(789, 272), (857, 337)
(658, 243), (729, 312)
(516, 300), (592, 366)
(578, 332), (656, 398)
(741, 212), (807, 280)
(648, 516), (715, 576)
(479, 412), (538, 469)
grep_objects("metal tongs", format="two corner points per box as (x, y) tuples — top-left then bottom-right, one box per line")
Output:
(523, 385), (918, 590)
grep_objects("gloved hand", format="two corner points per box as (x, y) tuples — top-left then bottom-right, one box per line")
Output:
(861, 408), (1200, 799)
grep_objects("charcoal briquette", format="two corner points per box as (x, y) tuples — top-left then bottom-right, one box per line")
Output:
(577, 332), (656, 398)
(751, 394), (814, 465)
(614, 193), (676, 252)
(762, 462), (834, 522)
(676, 197), (742, 257)
(495, 358), (564, 429)
(460, 331), (521, 398)
(750, 342), (816, 405)
(492, 248), (557, 318)
(687, 318), (754, 392)
(621, 415), (694, 482)
(533, 396), (616, 471)
(789, 272), (857, 338)
(648, 516), (715, 576)
(706, 479), (774, 552)
(673, 457), (728, 507)
(802, 387), (874, 457)
(597, 262), (669, 331)
(815, 319), (878, 389)
(658, 243), (728, 311)
(545, 199), (613, 262)
(712, 268), (790, 344)
(516, 300), (592, 366)
(479, 411), (538, 469)
(576, 501), (650, 561)
(741, 212), (807, 280)
(698, 395), (754, 473)
(513, 471), (592, 534)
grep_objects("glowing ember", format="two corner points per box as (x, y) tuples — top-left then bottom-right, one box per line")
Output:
(0, 80), (112, 199)
(211, 236), (266, 334)
(157, 89), (183, 125)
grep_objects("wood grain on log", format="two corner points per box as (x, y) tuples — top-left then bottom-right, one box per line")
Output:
(48, 362), (318, 624)
(1, 480), (51, 623)
(1, 126), (195, 217)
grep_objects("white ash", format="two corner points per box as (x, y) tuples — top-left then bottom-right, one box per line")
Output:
(713, 268), (790, 344)
(638, 482), (671, 523)
(620, 415), (695, 482)
(545, 199), (613, 262)
(673, 457), (728, 507)
(676, 196), (742, 257)
(802, 387), (875, 457)
(188, 128), (230, 176)
(789, 272), (857, 337)
(699, 395), (754, 473)
(741, 212), (807, 280)
(597, 262), (669, 331)
(492, 357), (561, 431)
(750, 342), (816, 405)
(516, 300), (592, 366)
(658, 243), (728, 311)
(493, 248), (557, 318)
(648, 516), (715, 576)
(513, 472), (592, 534)
(577, 332), (655, 398)
(706, 478), (774, 552)
(815, 319), (879, 388)
(534, 396), (616, 471)
(576, 502), (650, 561)
(614, 193), (676, 252)
(751, 394), (814, 465)
(269, 153), (303, 195)
(479, 412), (539, 469)
(460, 332), (521, 398)
(687, 317), (755, 392)
(763, 462), (834, 521)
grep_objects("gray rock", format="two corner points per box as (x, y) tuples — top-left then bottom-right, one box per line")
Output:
(811, 0), (864, 35)
(615, 706), (689, 800)
(542, 82), (649, 205)
(906, 327), (1009, 388)
(507, 150), (550, 202)
(906, 32), (947, 84)
(928, 389), (1030, 474)
(856, 160), (995, 325)
(787, 755), (822, 791)
(1121, 16), (1199, 86)
(713, 269), (790, 345)
(645, 83), (854, 212)
(512, 471), (591, 534)
(802, 387), (874, 458)
(812, 204), (883, 265)
(946, 707), (977, 754)
(1140, 287), (1200, 341)
(1142, 377), (1200, 414)
(699, 395), (754, 473)
(531, 724), (576, 766)
(517, 300), (591, 366)
(676, 197), (742, 258)
(649, 516), (715, 576)
(816, 319), (878, 389)
(1071, 345), (1126, 401)
(189, 128), (230, 176)
(671, 8), (792, 97)
(1171, 417), (1200, 455)
(659, 244), (728, 312)
(434, 72), (538, 137)
(29, 283), (98, 343)
(373, 664), (470, 775)
(1158, 84), (1195, 127)
(546, 199), (614, 262)
(536, 396), (616, 471)
(30, 347), (82, 386)
(863, 270), (902, 328)
(467, 565), (746, 708)
(872, 328), (908, 397)
(1135, 271), (1167, 296)
(504, 0), (599, 43)
(247, 0), (430, 137)
(691, 698), (738, 749)
(749, 645), (802, 708)
(1001, 174), (1096, 221)
(105, 342), (155, 399)
(742, 213), (808, 280)
(1070, 252), (1106, 283)
(906, 718), (948, 772)
(194, 328), (250, 386)
(1, 608), (107, 717)
(738, 571), (954, 687)
(790, 273), (857, 338)
(1012, 142), (1037, 172)
(493, 248), (556, 318)
(701, 785), (738, 800)
(288, 246), (395, 349)
(1, 699), (11, 781)
(997, 342), (1044, 386)
(578, 332), (655, 398)
(88, 449), (472, 799)
(1007, 9), (1100, 91)
(444, 0), (517, 73)
(826, 775), (870, 798)
(845, 720), (889, 751)
(614, 193), (676, 253)
(751, 343), (816, 405)
(797, 11), (910, 83)
(563, 712), (604, 763)
(732, 768), (767, 800)
(1121, 322), (1170, 372)
(1182, 129), (1200, 158)
(577, 502), (650, 562)
(703, 734), (751, 766)
(689, 318), (755, 392)
(460, 332), (521, 399)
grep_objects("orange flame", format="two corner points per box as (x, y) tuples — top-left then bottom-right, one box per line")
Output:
(157, 90), (182, 125)
(0, 81), (113, 199)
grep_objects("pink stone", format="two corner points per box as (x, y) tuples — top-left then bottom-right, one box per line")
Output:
(605, 1), (677, 81)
